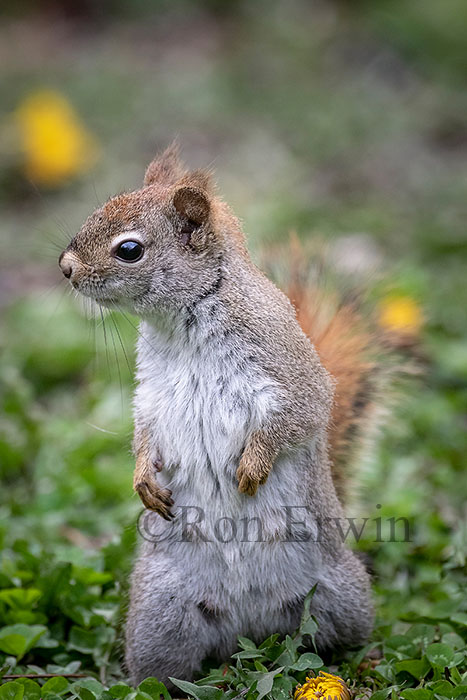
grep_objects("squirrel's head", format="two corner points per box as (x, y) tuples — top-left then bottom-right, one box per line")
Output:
(59, 143), (244, 315)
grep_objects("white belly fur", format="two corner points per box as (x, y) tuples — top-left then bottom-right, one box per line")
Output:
(134, 317), (323, 597)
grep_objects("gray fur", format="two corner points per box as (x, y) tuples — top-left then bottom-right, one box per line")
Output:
(59, 147), (373, 689)
(126, 252), (372, 686)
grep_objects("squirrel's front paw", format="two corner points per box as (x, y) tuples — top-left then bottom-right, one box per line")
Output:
(236, 459), (269, 496)
(134, 478), (175, 520)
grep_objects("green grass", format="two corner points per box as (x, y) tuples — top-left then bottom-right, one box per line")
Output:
(1, 1), (466, 698)
(0, 290), (466, 697)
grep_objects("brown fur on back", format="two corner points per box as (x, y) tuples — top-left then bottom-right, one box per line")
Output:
(285, 243), (378, 502)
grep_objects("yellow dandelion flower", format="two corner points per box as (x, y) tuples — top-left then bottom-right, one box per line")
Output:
(379, 295), (423, 335)
(294, 671), (351, 700)
(14, 89), (98, 186)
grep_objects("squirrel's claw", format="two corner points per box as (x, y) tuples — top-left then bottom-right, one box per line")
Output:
(237, 456), (271, 496)
(236, 465), (260, 496)
(135, 481), (175, 520)
(156, 488), (175, 521)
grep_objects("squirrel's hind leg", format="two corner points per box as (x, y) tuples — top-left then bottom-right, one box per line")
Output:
(309, 548), (374, 652)
(125, 551), (232, 688)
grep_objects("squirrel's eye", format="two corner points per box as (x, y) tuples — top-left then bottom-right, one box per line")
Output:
(114, 240), (144, 262)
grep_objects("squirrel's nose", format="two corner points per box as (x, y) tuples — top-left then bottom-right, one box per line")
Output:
(59, 251), (74, 279)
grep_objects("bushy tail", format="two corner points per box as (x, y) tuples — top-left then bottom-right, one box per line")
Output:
(290, 282), (378, 500)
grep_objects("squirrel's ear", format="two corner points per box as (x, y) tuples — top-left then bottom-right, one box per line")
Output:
(144, 142), (185, 187)
(172, 170), (213, 225)
(172, 187), (210, 226)
(171, 170), (214, 249)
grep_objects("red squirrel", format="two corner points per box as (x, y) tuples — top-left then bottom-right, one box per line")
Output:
(60, 144), (389, 687)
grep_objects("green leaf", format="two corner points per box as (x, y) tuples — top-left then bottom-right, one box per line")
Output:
(0, 682), (24, 700)
(451, 612), (467, 627)
(426, 642), (455, 667)
(254, 660), (269, 673)
(71, 567), (113, 586)
(137, 678), (171, 700)
(442, 632), (465, 650)
(169, 678), (222, 700)
(238, 637), (257, 650)
(274, 635), (299, 669)
(0, 590), (42, 609)
(370, 691), (391, 700)
(68, 627), (98, 654)
(374, 662), (396, 683)
(38, 563), (72, 610)
(11, 680), (40, 700)
(107, 684), (134, 698)
(297, 585), (319, 648)
(396, 657), (430, 679)
(450, 666), (463, 685)
(385, 634), (417, 657)
(449, 651), (465, 668)
(269, 675), (295, 700)
(428, 680), (455, 696)
(231, 649), (265, 660)
(284, 635), (299, 656)
(430, 600), (462, 619)
(0, 624), (46, 659)
(400, 690), (434, 699)
(46, 662), (82, 675)
(290, 652), (323, 671)
(258, 634), (279, 650)
(72, 680), (104, 696)
(41, 677), (69, 696)
(255, 668), (284, 700)
(70, 688), (95, 700)
(195, 670), (229, 686)
(68, 680), (105, 700)
(406, 624), (437, 648)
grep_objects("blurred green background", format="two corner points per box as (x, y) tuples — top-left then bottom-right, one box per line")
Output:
(0, 1), (466, 697)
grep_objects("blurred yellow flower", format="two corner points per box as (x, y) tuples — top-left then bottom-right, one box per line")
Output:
(379, 295), (423, 335)
(295, 671), (351, 700)
(14, 89), (98, 186)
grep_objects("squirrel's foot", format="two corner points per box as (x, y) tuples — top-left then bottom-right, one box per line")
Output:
(135, 478), (174, 520)
(236, 460), (269, 496)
